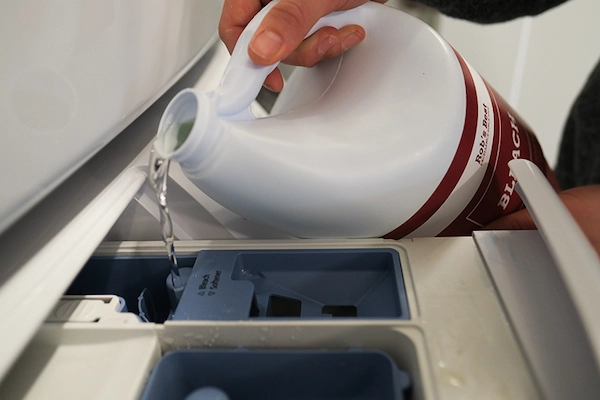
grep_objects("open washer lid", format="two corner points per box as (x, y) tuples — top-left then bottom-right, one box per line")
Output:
(0, 0), (224, 381)
(0, 0), (222, 236)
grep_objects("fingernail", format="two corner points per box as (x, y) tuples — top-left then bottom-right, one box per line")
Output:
(318, 35), (338, 56)
(341, 30), (365, 50)
(250, 30), (283, 61)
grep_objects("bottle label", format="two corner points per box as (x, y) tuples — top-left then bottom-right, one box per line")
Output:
(385, 50), (550, 239)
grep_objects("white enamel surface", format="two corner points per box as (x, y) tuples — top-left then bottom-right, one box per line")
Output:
(170, 3), (467, 238)
(0, 0), (222, 234)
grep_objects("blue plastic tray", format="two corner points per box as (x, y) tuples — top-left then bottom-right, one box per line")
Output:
(173, 249), (409, 320)
(140, 349), (411, 400)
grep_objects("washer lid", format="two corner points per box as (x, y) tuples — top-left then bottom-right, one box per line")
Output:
(0, 0), (222, 236)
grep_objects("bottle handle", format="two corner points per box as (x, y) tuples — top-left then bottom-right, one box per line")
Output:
(211, 0), (370, 119)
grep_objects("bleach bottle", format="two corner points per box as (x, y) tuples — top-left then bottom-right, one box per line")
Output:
(152, 1), (550, 239)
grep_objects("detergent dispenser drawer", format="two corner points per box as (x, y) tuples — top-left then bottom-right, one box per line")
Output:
(67, 248), (410, 323)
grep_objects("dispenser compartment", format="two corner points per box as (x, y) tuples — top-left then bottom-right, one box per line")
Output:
(11, 238), (540, 400)
(173, 249), (410, 320)
(66, 248), (410, 322)
(66, 256), (197, 323)
(139, 349), (411, 400)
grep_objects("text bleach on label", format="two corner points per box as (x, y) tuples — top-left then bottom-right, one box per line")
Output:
(152, 1), (551, 239)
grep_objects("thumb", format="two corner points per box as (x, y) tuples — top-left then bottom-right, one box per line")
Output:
(248, 0), (364, 65)
(248, 0), (330, 64)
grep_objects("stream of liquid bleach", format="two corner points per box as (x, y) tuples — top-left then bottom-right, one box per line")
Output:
(149, 147), (182, 289)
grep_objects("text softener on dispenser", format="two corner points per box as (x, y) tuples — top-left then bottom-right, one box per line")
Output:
(152, 1), (551, 239)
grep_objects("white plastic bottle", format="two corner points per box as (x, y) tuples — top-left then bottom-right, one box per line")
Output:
(152, 1), (551, 239)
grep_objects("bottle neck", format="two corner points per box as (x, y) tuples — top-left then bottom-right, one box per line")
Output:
(154, 89), (221, 168)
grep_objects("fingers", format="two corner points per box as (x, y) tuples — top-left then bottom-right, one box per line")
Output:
(218, 0), (263, 53)
(560, 185), (600, 255)
(263, 68), (284, 92)
(483, 209), (536, 231)
(483, 185), (600, 256)
(282, 25), (366, 67)
(245, 0), (373, 64)
(248, 0), (346, 65)
(261, 23), (365, 92)
(484, 185), (600, 232)
(219, 0), (377, 91)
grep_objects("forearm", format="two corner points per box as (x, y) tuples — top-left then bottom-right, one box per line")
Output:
(415, 0), (569, 23)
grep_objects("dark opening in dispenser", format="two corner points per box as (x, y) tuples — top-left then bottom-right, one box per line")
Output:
(66, 256), (197, 323)
(322, 305), (358, 317)
(267, 294), (302, 317)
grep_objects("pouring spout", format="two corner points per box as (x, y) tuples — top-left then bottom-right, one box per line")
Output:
(153, 89), (222, 166)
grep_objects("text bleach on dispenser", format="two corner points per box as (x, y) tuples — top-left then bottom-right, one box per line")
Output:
(151, 1), (551, 239)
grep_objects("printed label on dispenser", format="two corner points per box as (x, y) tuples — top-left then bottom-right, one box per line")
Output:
(197, 270), (222, 297)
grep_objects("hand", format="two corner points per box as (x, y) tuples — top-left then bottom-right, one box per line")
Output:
(484, 185), (600, 256)
(219, 0), (386, 92)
